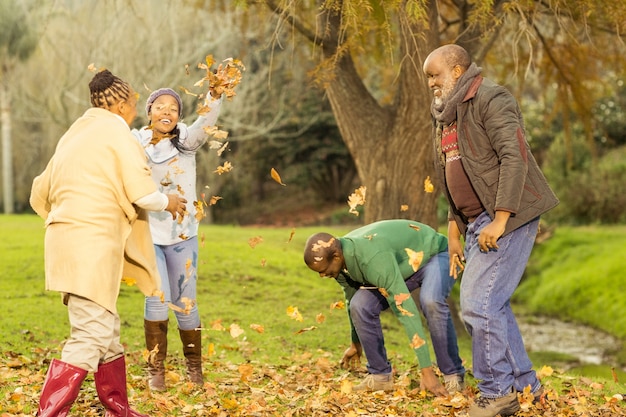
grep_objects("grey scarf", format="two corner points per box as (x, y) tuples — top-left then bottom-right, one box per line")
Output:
(431, 63), (482, 125)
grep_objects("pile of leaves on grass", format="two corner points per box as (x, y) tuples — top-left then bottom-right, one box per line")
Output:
(2, 346), (626, 416)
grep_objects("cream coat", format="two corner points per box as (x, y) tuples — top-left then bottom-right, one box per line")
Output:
(30, 108), (161, 313)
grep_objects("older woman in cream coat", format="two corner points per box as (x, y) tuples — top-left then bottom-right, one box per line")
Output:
(30, 69), (186, 417)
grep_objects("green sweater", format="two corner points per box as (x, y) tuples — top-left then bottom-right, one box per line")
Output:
(336, 219), (448, 368)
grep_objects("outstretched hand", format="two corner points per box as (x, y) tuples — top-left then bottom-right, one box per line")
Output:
(419, 367), (449, 397)
(340, 343), (363, 370)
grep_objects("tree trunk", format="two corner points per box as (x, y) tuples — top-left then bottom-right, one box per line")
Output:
(1, 77), (14, 214)
(320, 5), (441, 228)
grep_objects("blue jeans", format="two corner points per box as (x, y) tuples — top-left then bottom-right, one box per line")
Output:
(349, 252), (465, 376)
(144, 236), (200, 330)
(460, 211), (541, 398)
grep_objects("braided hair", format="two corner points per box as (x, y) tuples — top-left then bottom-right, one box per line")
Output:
(88, 69), (131, 109)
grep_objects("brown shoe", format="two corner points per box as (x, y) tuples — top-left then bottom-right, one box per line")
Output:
(443, 373), (465, 394)
(468, 391), (520, 417)
(352, 373), (394, 392)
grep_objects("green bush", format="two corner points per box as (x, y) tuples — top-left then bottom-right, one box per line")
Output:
(545, 144), (626, 224)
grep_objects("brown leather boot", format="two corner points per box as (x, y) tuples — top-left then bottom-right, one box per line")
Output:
(37, 359), (87, 416)
(178, 328), (203, 385)
(144, 319), (168, 391)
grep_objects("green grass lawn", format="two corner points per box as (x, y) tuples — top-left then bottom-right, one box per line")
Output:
(1, 215), (625, 416)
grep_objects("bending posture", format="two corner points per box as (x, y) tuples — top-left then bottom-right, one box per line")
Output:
(132, 87), (222, 390)
(423, 44), (559, 417)
(30, 69), (186, 417)
(304, 219), (466, 397)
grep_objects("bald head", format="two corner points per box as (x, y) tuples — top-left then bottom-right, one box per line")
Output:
(303, 232), (345, 278)
(304, 233), (337, 267)
(424, 44), (471, 73)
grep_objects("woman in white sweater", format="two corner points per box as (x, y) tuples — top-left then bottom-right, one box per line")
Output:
(132, 87), (222, 391)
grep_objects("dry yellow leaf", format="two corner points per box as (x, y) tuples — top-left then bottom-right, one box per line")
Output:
(405, 248), (424, 272)
(424, 176), (434, 193)
(347, 186), (366, 216)
(410, 333), (426, 349)
(229, 323), (244, 338)
(286, 305), (303, 322)
(270, 167), (286, 186)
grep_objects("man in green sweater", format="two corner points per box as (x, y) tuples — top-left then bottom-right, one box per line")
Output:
(303, 219), (465, 397)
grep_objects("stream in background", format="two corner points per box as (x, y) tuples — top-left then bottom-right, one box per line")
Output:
(517, 315), (623, 372)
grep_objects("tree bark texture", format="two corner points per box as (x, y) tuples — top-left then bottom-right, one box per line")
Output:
(317, 2), (441, 227)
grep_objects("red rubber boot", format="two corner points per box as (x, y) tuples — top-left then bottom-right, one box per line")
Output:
(94, 356), (149, 417)
(37, 359), (87, 417)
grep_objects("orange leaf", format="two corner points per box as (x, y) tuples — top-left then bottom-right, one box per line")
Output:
(250, 323), (265, 333)
(270, 168), (286, 186)
(248, 236), (263, 248)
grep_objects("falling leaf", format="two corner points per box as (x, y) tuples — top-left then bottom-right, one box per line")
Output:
(409, 223), (421, 231)
(179, 85), (198, 97)
(400, 204), (409, 211)
(216, 140), (229, 155)
(229, 323), (244, 338)
(214, 161), (233, 175)
(287, 228), (296, 243)
(424, 176), (434, 193)
(209, 195), (222, 205)
(195, 55), (245, 101)
(394, 293), (411, 306)
(330, 301), (345, 310)
(409, 333), (426, 349)
(194, 200), (205, 222)
(143, 344), (159, 365)
(347, 186), (366, 216)
(184, 63), (190, 75)
(260, 258), (267, 267)
(203, 125), (229, 140)
(270, 168), (286, 186)
(160, 172), (172, 187)
(250, 324), (265, 333)
(121, 277), (137, 286)
(168, 303), (187, 314)
(294, 326), (317, 334)
(200, 232), (205, 247)
(286, 306), (303, 322)
(405, 248), (424, 272)
(87, 63), (98, 73)
(397, 304), (415, 316)
(315, 313), (326, 323)
(184, 259), (194, 280)
(311, 237), (335, 252)
(248, 236), (263, 248)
